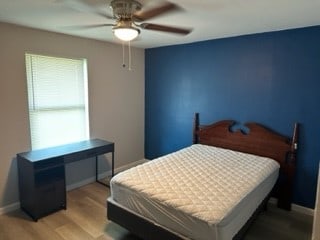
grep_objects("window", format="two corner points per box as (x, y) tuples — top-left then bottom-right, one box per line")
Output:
(25, 54), (89, 150)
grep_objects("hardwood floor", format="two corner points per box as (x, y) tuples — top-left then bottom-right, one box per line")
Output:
(0, 182), (313, 240)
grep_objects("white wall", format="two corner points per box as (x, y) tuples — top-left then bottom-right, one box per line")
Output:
(0, 22), (145, 208)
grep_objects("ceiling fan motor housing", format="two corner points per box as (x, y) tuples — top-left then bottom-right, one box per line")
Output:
(110, 0), (142, 19)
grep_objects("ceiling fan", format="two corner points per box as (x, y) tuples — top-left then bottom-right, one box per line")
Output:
(80, 0), (192, 41)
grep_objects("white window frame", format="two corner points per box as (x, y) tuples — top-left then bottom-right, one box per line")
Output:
(25, 53), (90, 150)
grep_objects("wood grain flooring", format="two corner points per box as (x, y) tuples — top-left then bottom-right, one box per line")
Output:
(0, 182), (313, 240)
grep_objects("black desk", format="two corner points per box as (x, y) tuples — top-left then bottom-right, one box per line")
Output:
(17, 139), (114, 221)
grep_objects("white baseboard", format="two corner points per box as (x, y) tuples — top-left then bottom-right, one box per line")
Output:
(66, 158), (148, 191)
(269, 197), (314, 216)
(66, 176), (97, 191)
(292, 203), (314, 216)
(114, 158), (148, 173)
(1, 160), (314, 218)
(0, 158), (149, 215)
(0, 202), (20, 215)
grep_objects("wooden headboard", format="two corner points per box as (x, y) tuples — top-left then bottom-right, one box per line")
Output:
(192, 113), (299, 210)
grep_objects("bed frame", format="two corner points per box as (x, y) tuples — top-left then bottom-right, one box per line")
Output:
(107, 113), (299, 239)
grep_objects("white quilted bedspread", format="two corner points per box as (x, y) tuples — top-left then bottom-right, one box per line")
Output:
(111, 144), (280, 225)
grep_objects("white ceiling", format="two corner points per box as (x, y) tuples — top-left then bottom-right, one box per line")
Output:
(1, 0), (320, 49)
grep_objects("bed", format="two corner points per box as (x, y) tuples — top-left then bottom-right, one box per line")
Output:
(107, 113), (299, 240)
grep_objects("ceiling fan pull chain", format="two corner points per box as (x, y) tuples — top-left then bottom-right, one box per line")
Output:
(122, 41), (126, 68)
(128, 40), (132, 71)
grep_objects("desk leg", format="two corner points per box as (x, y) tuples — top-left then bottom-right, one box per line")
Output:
(96, 156), (108, 187)
(111, 152), (114, 177)
(96, 153), (114, 187)
(95, 156), (98, 182)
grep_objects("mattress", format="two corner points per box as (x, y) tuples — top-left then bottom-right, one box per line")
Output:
(110, 144), (280, 240)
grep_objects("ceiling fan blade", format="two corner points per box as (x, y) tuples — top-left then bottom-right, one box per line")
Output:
(94, 10), (115, 20)
(133, 2), (179, 22)
(139, 23), (191, 35)
(64, 23), (115, 30)
(61, 0), (114, 19)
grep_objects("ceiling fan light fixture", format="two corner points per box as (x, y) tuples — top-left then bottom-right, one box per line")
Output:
(113, 27), (140, 41)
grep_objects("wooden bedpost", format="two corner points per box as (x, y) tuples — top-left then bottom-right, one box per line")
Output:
(193, 113), (200, 144)
(277, 122), (299, 210)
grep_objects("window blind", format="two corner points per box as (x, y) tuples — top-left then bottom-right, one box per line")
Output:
(25, 54), (89, 150)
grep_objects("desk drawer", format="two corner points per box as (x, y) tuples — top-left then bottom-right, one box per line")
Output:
(34, 157), (64, 171)
(63, 144), (114, 163)
(35, 165), (65, 186)
(63, 150), (97, 162)
(95, 144), (114, 155)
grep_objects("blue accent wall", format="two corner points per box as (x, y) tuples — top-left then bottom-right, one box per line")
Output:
(145, 26), (320, 208)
